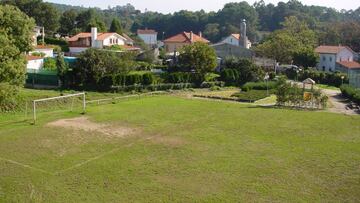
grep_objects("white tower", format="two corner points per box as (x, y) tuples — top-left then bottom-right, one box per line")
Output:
(240, 19), (247, 48)
(91, 27), (98, 48)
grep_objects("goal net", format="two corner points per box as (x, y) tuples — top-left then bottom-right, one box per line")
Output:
(30, 93), (86, 124)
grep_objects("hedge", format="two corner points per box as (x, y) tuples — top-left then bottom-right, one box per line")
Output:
(112, 83), (194, 92)
(285, 69), (348, 87)
(241, 81), (278, 92)
(340, 84), (360, 104)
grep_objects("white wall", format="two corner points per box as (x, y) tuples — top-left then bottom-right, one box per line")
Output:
(318, 53), (336, 72)
(102, 35), (126, 47)
(27, 59), (44, 70)
(222, 36), (239, 47)
(138, 34), (157, 45)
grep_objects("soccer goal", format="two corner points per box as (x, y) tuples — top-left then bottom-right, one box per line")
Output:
(31, 92), (86, 124)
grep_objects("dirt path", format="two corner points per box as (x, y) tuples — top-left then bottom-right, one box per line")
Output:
(322, 89), (360, 115)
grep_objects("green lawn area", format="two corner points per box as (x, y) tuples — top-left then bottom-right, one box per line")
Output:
(1, 95), (360, 202)
(316, 84), (340, 91)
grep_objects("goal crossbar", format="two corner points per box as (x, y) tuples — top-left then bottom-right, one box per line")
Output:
(32, 92), (86, 124)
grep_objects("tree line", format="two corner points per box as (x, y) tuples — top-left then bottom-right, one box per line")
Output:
(2, 0), (360, 48)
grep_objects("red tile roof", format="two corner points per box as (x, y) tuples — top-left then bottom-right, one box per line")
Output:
(26, 55), (43, 61)
(68, 32), (122, 42)
(137, 29), (157, 35)
(35, 45), (53, 49)
(337, 61), (360, 69)
(231, 34), (241, 40)
(315, 46), (354, 54)
(164, 32), (209, 43)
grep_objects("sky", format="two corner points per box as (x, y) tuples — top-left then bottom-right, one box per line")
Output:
(44, 0), (357, 13)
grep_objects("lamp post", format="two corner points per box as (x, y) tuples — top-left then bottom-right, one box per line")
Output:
(341, 75), (345, 86)
(264, 73), (270, 96)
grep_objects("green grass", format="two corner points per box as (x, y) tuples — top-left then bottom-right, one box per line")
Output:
(0, 95), (360, 202)
(316, 84), (340, 91)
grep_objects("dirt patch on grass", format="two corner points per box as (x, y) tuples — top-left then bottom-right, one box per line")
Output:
(146, 135), (187, 147)
(47, 117), (137, 138)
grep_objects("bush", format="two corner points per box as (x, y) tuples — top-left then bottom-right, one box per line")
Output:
(0, 83), (20, 112)
(241, 81), (278, 92)
(112, 83), (194, 92)
(142, 73), (155, 85)
(340, 84), (360, 104)
(43, 57), (57, 71)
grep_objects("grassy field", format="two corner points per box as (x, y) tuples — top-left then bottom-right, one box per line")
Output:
(0, 94), (360, 202)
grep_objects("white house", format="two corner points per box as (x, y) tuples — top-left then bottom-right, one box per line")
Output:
(26, 55), (44, 71)
(219, 20), (251, 49)
(315, 46), (356, 72)
(220, 34), (251, 49)
(137, 29), (158, 46)
(68, 27), (138, 55)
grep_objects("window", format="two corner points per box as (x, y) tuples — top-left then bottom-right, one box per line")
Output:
(330, 57), (332, 62)
(322, 66), (325, 71)
(323, 56), (326, 61)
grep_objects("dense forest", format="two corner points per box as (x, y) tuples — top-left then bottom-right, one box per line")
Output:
(1, 0), (360, 51)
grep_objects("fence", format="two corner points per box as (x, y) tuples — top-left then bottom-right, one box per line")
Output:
(26, 69), (59, 87)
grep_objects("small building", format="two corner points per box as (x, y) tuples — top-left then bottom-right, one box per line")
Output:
(315, 46), (355, 72)
(137, 29), (157, 46)
(211, 42), (253, 59)
(220, 34), (251, 49)
(163, 31), (209, 53)
(67, 27), (136, 55)
(26, 55), (44, 71)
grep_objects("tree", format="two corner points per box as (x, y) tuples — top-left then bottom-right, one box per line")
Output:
(74, 49), (136, 89)
(56, 53), (68, 89)
(2, 0), (60, 33)
(293, 48), (319, 68)
(59, 9), (78, 35)
(0, 5), (35, 111)
(43, 58), (57, 71)
(203, 23), (220, 42)
(223, 57), (264, 85)
(109, 18), (123, 34)
(178, 42), (217, 75)
(76, 9), (107, 32)
(255, 16), (317, 64)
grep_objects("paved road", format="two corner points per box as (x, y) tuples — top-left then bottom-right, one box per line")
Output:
(322, 89), (360, 115)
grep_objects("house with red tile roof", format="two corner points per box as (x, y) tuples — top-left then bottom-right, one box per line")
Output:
(163, 31), (209, 53)
(315, 45), (358, 72)
(67, 27), (138, 55)
(315, 45), (360, 87)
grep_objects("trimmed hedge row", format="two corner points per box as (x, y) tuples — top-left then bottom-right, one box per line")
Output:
(112, 83), (194, 92)
(340, 84), (360, 104)
(285, 69), (348, 87)
(241, 81), (278, 92)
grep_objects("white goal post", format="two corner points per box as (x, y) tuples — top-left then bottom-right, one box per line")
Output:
(32, 92), (86, 124)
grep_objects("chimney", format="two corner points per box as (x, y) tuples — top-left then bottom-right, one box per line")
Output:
(190, 31), (194, 43)
(199, 31), (202, 38)
(91, 27), (97, 48)
(240, 19), (247, 48)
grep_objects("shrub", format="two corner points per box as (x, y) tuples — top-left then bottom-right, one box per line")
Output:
(340, 84), (360, 104)
(43, 58), (57, 71)
(0, 83), (20, 112)
(142, 73), (155, 85)
(241, 81), (278, 92)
